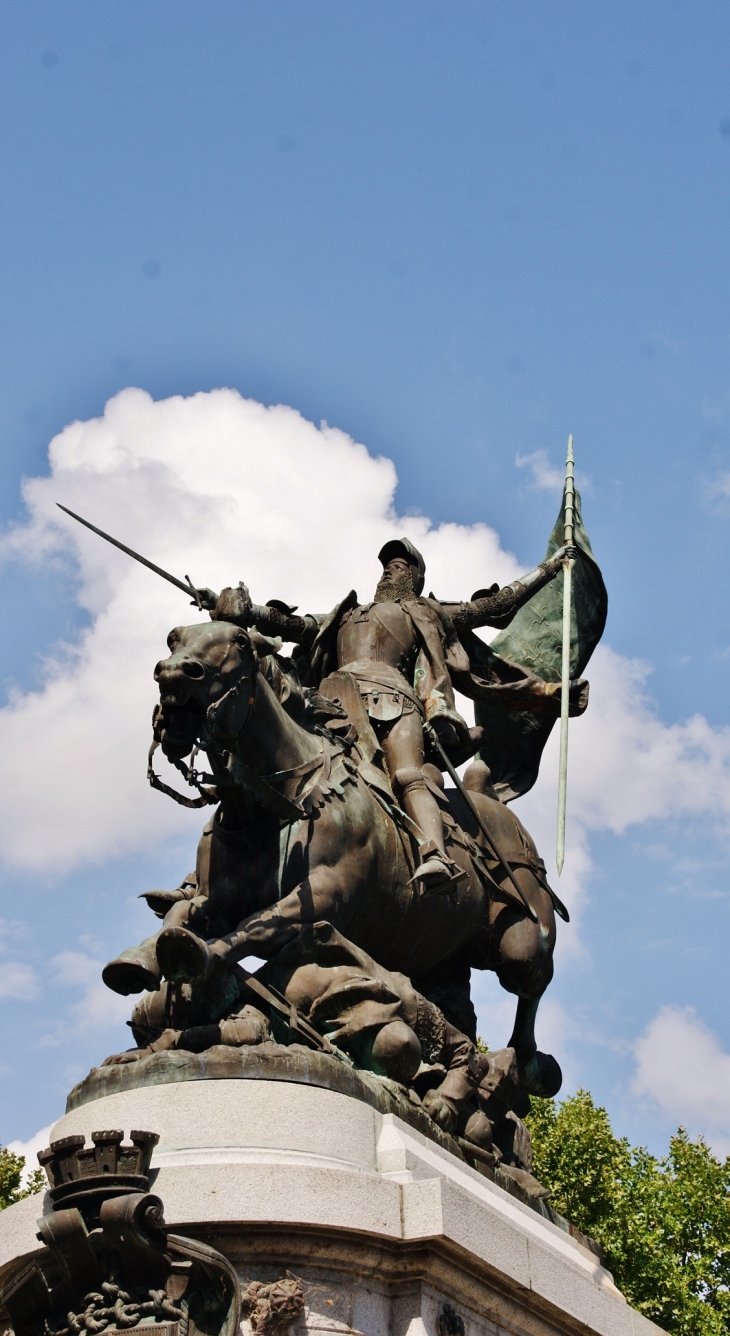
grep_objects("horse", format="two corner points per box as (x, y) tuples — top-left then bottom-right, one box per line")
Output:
(104, 619), (562, 1096)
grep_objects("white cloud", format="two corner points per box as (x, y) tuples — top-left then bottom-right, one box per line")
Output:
(703, 469), (730, 514)
(1, 387), (728, 919)
(513, 644), (730, 956)
(515, 448), (591, 497)
(6, 1124), (54, 1186)
(4, 387), (730, 1136)
(0, 961), (40, 1000)
(632, 1006), (730, 1157)
(0, 920), (40, 998)
(515, 448), (565, 492)
(0, 388), (520, 874)
(50, 950), (132, 1031)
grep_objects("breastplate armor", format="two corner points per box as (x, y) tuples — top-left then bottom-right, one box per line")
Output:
(337, 602), (417, 673)
(336, 603), (420, 721)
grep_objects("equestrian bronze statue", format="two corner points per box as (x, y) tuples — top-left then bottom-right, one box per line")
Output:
(60, 490), (607, 1163)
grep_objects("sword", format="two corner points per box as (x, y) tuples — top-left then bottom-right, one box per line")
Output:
(424, 723), (539, 923)
(56, 503), (206, 605)
(556, 435), (575, 875)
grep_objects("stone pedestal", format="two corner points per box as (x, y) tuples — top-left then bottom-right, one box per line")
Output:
(0, 1073), (664, 1336)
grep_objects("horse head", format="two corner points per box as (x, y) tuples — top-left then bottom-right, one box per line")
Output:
(154, 621), (257, 761)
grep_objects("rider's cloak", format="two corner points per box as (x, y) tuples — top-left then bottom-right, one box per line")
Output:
(294, 584), (591, 760)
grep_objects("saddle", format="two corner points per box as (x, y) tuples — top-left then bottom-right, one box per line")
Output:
(315, 670), (562, 920)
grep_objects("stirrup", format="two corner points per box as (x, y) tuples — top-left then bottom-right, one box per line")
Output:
(409, 842), (467, 896)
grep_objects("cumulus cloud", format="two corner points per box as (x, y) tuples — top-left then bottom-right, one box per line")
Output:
(703, 468), (730, 514)
(0, 388), (520, 873)
(533, 647), (730, 835)
(0, 961), (40, 1000)
(0, 920), (40, 999)
(6, 1124), (54, 1186)
(3, 386), (730, 896)
(512, 644), (730, 957)
(515, 448), (591, 496)
(49, 950), (132, 1031)
(632, 1006), (730, 1157)
(515, 448), (565, 492)
(3, 387), (730, 1125)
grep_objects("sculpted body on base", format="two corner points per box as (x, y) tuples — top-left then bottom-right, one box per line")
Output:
(195, 537), (577, 890)
(100, 535), (596, 1148)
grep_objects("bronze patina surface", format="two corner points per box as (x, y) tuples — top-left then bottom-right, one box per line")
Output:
(60, 494), (606, 1196)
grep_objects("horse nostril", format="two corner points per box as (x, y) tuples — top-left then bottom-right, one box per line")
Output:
(181, 661), (205, 680)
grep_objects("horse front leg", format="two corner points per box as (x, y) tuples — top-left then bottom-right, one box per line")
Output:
(102, 896), (211, 996)
(155, 871), (338, 983)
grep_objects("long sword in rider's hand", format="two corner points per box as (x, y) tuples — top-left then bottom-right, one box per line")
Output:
(55, 504), (214, 608)
(57, 503), (562, 920)
(555, 435), (575, 876)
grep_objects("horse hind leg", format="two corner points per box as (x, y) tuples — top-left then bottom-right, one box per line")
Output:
(507, 995), (562, 1098)
(493, 879), (562, 1098)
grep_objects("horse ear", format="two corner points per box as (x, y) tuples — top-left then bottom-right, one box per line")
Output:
(249, 629), (283, 658)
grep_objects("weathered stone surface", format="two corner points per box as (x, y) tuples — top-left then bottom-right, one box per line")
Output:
(65, 1046), (597, 1249)
(0, 1078), (667, 1336)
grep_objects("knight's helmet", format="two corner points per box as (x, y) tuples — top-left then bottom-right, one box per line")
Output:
(378, 537), (426, 597)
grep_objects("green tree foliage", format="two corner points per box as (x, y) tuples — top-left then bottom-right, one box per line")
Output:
(0, 1144), (45, 1210)
(527, 1090), (730, 1336)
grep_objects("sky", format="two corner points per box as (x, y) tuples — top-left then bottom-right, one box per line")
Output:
(2, 0), (730, 1169)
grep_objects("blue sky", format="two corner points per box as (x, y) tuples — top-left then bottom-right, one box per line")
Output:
(2, 1), (730, 1161)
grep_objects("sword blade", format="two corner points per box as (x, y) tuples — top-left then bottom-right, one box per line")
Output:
(425, 724), (539, 922)
(56, 503), (194, 598)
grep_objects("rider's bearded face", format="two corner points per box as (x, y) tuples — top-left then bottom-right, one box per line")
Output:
(374, 557), (415, 603)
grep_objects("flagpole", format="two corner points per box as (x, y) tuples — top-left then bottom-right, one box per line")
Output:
(556, 435), (575, 875)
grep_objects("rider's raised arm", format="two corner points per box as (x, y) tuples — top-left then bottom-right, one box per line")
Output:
(248, 602), (320, 646)
(443, 544), (577, 633)
(204, 583), (320, 646)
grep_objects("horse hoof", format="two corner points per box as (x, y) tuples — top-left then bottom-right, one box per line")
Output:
(156, 927), (212, 983)
(519, 1051), (562, 1098)
(102, 956), (161, 996)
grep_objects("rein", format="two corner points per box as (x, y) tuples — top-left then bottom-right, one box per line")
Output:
(147, 653), (258, 810)
(148, 648), (319, 823)
(147, 736), (218, 809)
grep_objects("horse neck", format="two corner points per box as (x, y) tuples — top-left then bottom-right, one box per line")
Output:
(235, 669), (322, 776)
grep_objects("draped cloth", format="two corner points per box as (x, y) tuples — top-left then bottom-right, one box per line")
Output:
(471, 489), (607, 801)
(292, 489), (605, 801)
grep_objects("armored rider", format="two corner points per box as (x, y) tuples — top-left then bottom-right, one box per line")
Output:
(196, 538), (575, 891)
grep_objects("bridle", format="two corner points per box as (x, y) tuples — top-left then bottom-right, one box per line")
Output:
(147, 640), (316, 823)
(147, 644), (258, 809)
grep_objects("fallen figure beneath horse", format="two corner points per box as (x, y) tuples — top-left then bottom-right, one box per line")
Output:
(103, 916), (541, 1188)
(99, 616), (579, 1137)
